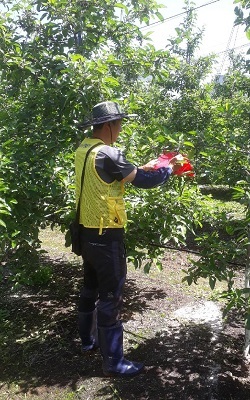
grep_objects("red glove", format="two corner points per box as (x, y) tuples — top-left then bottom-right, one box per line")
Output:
(153, 151), (195, 177)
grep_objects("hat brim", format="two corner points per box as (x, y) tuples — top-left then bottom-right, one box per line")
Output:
(78, 113), (137, 129)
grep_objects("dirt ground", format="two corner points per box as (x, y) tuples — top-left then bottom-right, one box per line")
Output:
(0, 231), (250, 400)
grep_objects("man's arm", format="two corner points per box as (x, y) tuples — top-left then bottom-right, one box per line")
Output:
(123, 156), (182, 188)
(127, 167), (173, 188)
(123, 168), (137, 183)
(122, 159), (158, 183)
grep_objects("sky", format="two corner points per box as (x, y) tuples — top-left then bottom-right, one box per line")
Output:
(141, 0), (249, 74)
(1, 0), (248, 75)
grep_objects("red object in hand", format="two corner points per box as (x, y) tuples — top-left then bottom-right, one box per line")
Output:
(153, 151), (195, 177)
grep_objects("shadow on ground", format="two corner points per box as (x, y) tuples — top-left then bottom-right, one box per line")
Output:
(1, 257), (250, 400)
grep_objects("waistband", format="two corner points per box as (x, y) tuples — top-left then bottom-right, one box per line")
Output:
(80, 226), (124, 243)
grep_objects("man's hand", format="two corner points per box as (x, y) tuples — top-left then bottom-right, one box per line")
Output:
(140, 159), (158, 171)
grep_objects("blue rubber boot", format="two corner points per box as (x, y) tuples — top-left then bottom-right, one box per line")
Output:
(98, 323), (144, 377)
(78, 310), (99, 352)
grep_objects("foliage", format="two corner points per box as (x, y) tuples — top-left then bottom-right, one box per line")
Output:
(183, 179), (249, 328)
(0, 0), (163, 270)
(0, 0), (249, 340)
(234, 0), (250, 41)
(125, 179), (207, 272)
(167, 0), (204, 64)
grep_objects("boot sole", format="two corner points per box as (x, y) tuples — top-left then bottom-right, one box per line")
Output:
(81, 345), (99, 354)
(103, 366), (144, 378)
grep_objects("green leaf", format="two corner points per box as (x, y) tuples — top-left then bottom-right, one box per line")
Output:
(114, 3), (129, 14)
(226, 225), (234, 235)
(143, 31), (154, 39)
(0, 210), (10, 215)
(182, 275), (193, 286)
(103, 77), (120, 87)
(40, 12), (48, 21)
(209, 276), (216, 290)
(0, 219), (6, 228)
(68, 37), (75, 48)
(183, 141), (194, 147)
(155, 12), (164, 22)
(144, 262), (151, 274)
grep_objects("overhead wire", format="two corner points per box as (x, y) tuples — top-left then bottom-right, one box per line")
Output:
(139, 0), (248, 73)
(140, 0), (221, 31)
(208, 42), (249, 56)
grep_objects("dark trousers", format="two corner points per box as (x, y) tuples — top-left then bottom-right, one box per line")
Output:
(79, 240), (127, 327)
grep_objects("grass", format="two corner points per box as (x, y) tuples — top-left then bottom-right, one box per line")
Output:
(39, 227), (75, 260)
(206, 199), (246, 220)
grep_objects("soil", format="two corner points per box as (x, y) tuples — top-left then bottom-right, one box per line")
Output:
(0, 232), (250, 400)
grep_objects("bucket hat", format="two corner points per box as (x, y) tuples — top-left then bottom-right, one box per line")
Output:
(79, 101), (137, 128)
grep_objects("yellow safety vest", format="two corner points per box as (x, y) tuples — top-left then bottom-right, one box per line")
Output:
(75, 138), (127, 234)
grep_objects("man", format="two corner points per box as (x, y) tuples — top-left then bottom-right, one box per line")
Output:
(75, 101), (181, 377)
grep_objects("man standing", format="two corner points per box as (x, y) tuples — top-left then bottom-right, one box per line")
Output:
(75, 101), (181, 377)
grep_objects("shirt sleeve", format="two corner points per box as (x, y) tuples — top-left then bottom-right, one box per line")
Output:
(95, 145), (135, 183)
(131, 167), (173, 188)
